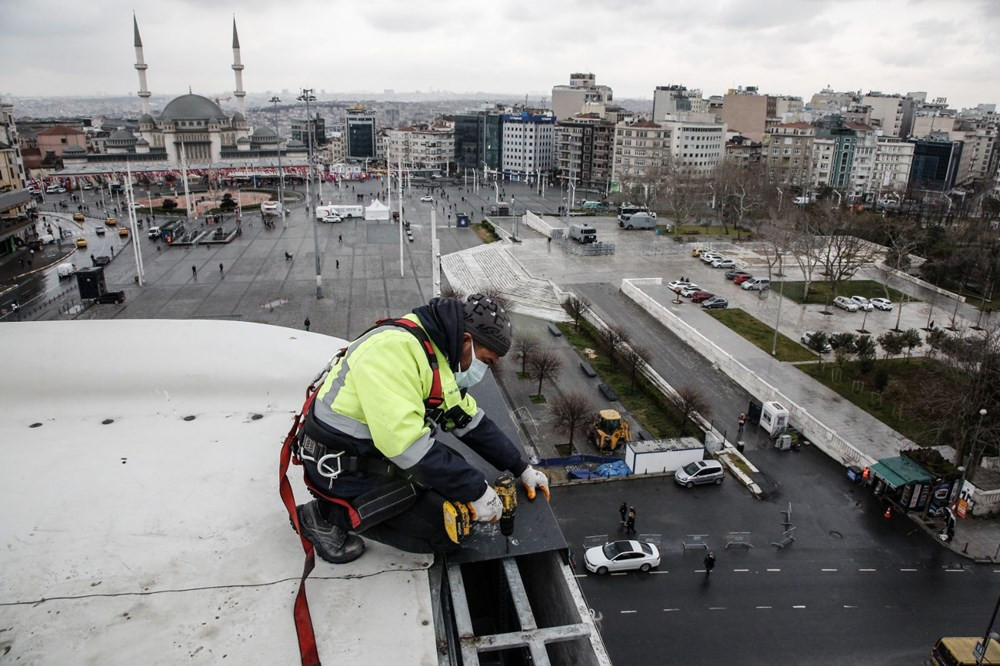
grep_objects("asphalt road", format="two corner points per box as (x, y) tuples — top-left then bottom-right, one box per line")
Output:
(552, 461), (998, 665)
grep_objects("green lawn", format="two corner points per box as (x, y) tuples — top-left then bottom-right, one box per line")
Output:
(676, 224), (751, 238)
(799, 358), (941, 447)
(704, 308), (817, 362)
(557, 321), (687, 438)
(773, 279), (911, 305)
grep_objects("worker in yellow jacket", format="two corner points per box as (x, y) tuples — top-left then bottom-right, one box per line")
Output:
(296, 294), (550, 563)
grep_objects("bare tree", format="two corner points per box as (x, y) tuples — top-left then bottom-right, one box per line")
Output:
(656, 157), (707, 230)
(811, 211), (877, 296)
(563, 294), (590, 332)
(527, 349), (563, 398)
(784, 209), (825, 301)
(622, 344), (649, 391)
(597, 324), (629, 371)
(672, 385), (711, 436)
(708, 160), (768, 237)
(513, 333), (540, 375)
(549, 391), (594, 450)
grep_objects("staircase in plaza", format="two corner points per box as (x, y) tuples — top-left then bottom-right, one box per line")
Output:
(441, 244), (568, 322)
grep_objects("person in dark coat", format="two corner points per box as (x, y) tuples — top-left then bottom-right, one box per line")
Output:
(619, 501), (628, 528)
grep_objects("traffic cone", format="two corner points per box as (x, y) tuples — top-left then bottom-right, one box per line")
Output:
(883, 506), (892, 519)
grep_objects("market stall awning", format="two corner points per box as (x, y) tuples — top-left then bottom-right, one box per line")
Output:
(871, 456), (934, 490)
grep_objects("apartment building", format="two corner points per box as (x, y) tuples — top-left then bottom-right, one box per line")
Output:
(555, 113), (615, 191)
(501, 111), (555, 181)
(721, 87), (774, 142)
(611, 119), (671, 189)
(0, 101), (34, 256)
(725, 134), (763, 166)
(762, 122), (814, 188)
(912, 114), (997, 185)
(660, 117), (725, 175)
(652, 85), (706, 121)
(385, 123), (455, 172)
(870, 137), (915, 197)
(860, 93), (915, 138)
(552, 73), (614, 121)
(846, 122), (877, 199)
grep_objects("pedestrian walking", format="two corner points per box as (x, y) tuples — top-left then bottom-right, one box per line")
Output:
(336, 259), (340, 270)
(304, 317), (311, 332)
(704, 551), (716, 575)
(619, 501), (628, 528)
(192, 265), (197, 276)
(737, 413), (746, 436)
(219, 263), (224, 274)
(338, 234), (342, 244)
(625, 507), (636, 536)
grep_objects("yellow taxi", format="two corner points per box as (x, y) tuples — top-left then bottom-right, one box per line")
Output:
(118, 227), (129, 237)
(691, 247), (705, 257)
(75, 237), (88, 248)
(73, 212), (85, 222)
(105, 217), (117, 226)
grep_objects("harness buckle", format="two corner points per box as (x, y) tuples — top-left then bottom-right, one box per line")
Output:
(316, 450), (345, 480)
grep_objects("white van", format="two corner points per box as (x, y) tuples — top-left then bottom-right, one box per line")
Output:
(39, 234), (55, 245)
(741, 277), (770, 291)
(619, 213), (657, 230)
(56, 262), (76, 279)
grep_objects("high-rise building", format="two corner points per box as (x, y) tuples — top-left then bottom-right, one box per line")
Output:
(909, 135), (963, 191)
(501, 111), (556, 181)
(652, 85), (706, 121)
(345, 106), (377, 161)
(860, 93), (916, 138)
(292, 114), (326, 147)
(454, 110), (503, 174)
(551, 73), (614, 120)
(555, 113), (616, 192)
(870, 137), (915, 198)
(721, 87), (774, 142)
(611, 119), (671, 190)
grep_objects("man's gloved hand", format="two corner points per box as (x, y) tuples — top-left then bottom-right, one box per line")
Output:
(468, 483), (503, 522)
(520, 466), (550, 501)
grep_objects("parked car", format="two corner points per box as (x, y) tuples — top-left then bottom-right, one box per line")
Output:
(691, 247), (706, 257)
(801, 331), (833, 353)
(870, 297), (893, 311)
(850, 295), (874, 311)
(725, 269), (751, 281)
(675, 460), (725, 487)
(94, 290), (126, 304)
(679, 285), (702, 298)
(741, 277), (770, 291)
(733, 273), (754, 285)
(701, 296), (729, 309)
(420, 195), (434, 202)
(699, 252), (723, 264)
(667, 279), (696, 292)
(833, 295), (859, 312)
(584, 540), (661, 575)
(690, 290), (715, 303)
(711, 258), (735, 269)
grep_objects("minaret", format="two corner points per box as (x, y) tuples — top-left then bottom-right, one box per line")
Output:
(133, 14), (152, 117)
(231, 18), (246, 116)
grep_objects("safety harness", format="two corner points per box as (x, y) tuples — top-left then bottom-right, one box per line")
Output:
(278, 317), (452, 666)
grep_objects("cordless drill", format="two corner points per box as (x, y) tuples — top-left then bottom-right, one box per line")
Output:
(494, 472), (517, 553)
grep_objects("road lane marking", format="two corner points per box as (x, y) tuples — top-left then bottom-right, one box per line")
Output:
(766, 568), (781, 572)
(756, 606), (771, 609)
(611, 572), (627, 576)
(900, 568), (917, 572)
(621, 610), (637, 614)
(650, 571), (669, 574)
(574, 574), (587, 578)
(664, 608), (680, 612)
(793, 605), (806, 609)
(858, 568), (876, 572)
(709, 607), (726, 610)
(844, 605), (858, 609)
(733, 568), (750, 572)
(945, 569), (964, 573)
(821, 568), (838, 572)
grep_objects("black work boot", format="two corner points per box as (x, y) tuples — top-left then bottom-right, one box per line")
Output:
(295, 501), (365, 564)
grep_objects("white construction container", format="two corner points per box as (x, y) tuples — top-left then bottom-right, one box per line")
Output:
(625, 437), (704, 475)
(759, 401), (790, 437)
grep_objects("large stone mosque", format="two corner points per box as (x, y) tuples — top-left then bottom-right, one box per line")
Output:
(60, 17), (305, 173)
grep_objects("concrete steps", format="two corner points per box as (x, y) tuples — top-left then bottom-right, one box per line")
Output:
(442, 244), (569, 322)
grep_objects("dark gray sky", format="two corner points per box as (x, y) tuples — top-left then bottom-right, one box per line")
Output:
(2, 0), (998, 109)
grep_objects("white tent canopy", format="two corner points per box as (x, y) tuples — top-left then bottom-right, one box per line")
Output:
(364, 198), (390, 221)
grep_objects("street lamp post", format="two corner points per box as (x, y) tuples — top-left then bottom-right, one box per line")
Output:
(269, 96), (286, 228)
(298, 88), (322, 299)
(770, 271), (787, 355)
(964, 408), (989, 485)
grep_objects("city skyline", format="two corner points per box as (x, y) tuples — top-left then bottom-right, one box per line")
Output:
(2, 0), (999, 110)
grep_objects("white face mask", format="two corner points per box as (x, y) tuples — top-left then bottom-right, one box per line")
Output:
(455, 339), (489, 388)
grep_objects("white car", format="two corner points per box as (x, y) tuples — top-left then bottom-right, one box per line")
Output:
(320, 214), (342, 223)
(850, 296), (874, 312)
(870, 297), (893, 311)
(667, 279), (695, 291)
(833, 296), (859, 312)
(711, 258), (735, 269)
(420, 195), (434, 202)
(584, 540), (660, 575)
(699, 252), (723, 264)
(678, 284), (702, 298)
(801, 331), (833, 353)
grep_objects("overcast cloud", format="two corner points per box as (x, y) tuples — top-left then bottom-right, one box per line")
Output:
(1, 0), (998, 108)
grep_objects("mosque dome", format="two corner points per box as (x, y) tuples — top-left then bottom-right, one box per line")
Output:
(232, 111), (245, 123)
(160, 94), (228, 122)
(109, 129), (137, 142)
(237, 136), (251, 144)
(139, 113), (155, 124)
